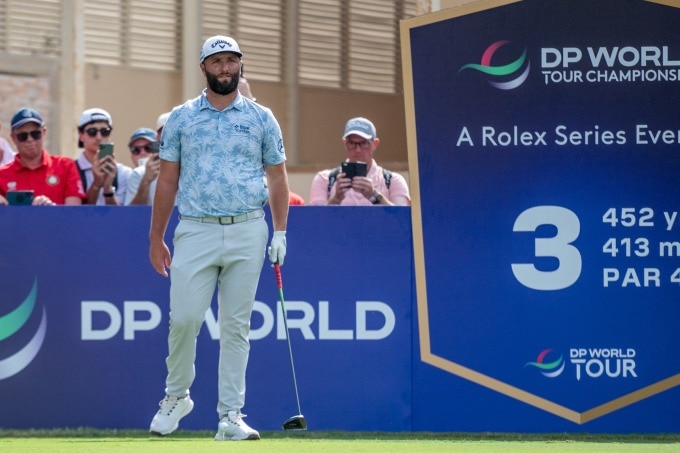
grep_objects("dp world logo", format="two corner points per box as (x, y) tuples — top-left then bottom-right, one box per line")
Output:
(0, 279), (47, 380)
(459, 40), (530, 90)
(525, 348), (565, 378)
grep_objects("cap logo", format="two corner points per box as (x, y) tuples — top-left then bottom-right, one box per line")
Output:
(212, 40), (233, 50)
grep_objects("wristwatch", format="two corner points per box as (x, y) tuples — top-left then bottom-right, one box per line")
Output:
(369, 191), (382, 204)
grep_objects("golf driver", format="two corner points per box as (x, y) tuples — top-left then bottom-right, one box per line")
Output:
(274, 263), (308, 431)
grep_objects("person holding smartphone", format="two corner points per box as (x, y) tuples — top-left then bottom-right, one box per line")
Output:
(73, 107), (132, 205)
(125, 127), (162, 205)
(0, 107), (85, 205)
(308, 117), (411, 205)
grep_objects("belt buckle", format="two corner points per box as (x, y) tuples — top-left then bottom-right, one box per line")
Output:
(218, 216), (234, 225)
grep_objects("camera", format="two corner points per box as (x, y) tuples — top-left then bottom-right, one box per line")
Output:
(341, 161), (367, 179)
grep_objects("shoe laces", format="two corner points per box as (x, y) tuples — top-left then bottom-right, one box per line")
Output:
(158, 395), (185, 416)
(224, 410), (248, 426)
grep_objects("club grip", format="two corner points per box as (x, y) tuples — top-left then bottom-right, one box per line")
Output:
(274, 262), (283, 289)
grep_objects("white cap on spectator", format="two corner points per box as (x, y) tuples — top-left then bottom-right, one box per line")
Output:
(156, 112), (171, 132)
(78, 108), (112, 128)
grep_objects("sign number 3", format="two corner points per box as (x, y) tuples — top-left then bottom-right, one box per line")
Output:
(512, 206), (582, 291)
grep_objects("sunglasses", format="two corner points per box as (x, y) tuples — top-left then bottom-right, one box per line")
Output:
(85, 127), (112, 138)
(130, 144), (158, 155)
(16, 130), (43, 142)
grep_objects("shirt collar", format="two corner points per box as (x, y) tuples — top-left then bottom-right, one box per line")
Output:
(200, 88), (245, 112)
(14, 149), (50, 170)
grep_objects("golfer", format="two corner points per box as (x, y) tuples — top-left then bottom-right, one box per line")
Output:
(148, 35), (290, 441)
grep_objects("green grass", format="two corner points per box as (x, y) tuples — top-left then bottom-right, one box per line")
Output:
(1, 430), (679, 453)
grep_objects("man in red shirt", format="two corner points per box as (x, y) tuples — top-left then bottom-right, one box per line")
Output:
(0, 108), (85, 206)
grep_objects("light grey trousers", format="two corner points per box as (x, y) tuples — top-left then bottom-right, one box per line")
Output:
(164, 216), (268, 418)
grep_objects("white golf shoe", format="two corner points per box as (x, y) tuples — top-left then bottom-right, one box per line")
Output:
(214, 410), (260, 441)
(149, 394), (194, 435)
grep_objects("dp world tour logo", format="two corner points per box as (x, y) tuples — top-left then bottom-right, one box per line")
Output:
(525, 348), (565, 378)
(459, 40), (530, 90)
(0, 279), (47, 380)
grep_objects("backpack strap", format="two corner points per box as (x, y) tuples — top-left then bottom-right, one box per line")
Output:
(383, 169), (392, 190)
(74, 159), (88, 194)
(327, 168), (341, 199)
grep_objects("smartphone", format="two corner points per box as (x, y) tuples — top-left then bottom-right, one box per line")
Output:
(7, 190), (35, 206)
(98, 143), (114, 159)
(149, 141), (160, 153)
(341, 161), (367, 179)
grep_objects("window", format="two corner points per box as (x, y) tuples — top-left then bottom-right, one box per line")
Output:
(1, 0), (61, 56)
(299, 0), (417, 93)
(203, 0), (283, 83)
(84, 0), (179, 71)
(206, 0), (417, 93)
(0, 0), (418, 93)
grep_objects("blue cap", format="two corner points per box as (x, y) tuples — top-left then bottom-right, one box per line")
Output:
(343, 117), (377, 140)
(128, 127), (158, 147)
(11, 107), (44, 130)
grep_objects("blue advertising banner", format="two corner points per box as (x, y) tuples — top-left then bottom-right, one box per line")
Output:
(0, 207), (412, 431)
(401, 0), (680, 431)
(2, 0), (680, 434)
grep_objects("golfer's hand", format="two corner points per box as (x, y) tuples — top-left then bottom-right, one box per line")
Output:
(149, 238), (172, 277)
(268, 230), (287, 266)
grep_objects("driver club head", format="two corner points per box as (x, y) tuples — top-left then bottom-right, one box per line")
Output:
(282, 414), (307, 431)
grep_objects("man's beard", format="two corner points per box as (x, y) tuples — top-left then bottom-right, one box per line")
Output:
(206, 70), (240, 95)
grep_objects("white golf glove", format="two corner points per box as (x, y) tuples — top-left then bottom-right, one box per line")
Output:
(268, 230), (287, 266)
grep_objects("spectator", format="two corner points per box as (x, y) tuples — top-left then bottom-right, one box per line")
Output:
(156, 112), (171, 140)
(264, 176), (305, 206)
(289, 191), (305, 205)
(147, 35), (289, 441)
(0, 107), (85, 205)
(0, 120), (16, 166)
(309, 117), (410, 206)
(73, 108), (132, 205)
(125, 127), (161, 205)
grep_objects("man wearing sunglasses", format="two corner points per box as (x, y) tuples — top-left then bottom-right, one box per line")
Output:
(0, 107), (85, 205)
(73, 107), (132, 205)
(125, 127), (161, 205)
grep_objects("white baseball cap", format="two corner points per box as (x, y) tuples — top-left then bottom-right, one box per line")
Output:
(78, 108), (112, 128)
(156, 112), (171, 132)
(199, 36), (242, 63)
